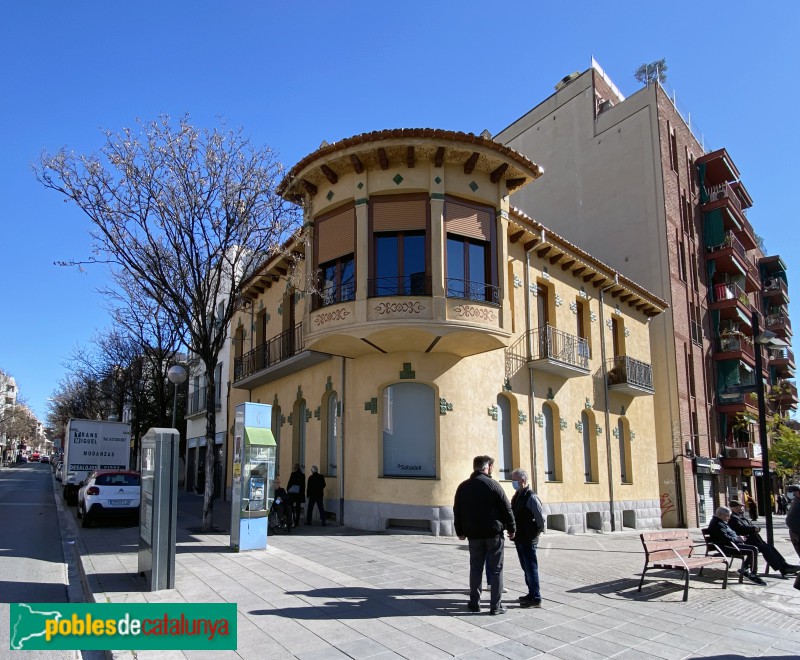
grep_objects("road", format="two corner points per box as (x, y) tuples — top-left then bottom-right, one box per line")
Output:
(0, 461), (80, 659)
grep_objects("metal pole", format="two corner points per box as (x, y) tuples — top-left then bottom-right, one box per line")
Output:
(171, 383), (179, 430)
(752, 310), (773, 546)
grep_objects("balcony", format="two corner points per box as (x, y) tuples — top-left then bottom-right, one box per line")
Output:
(186, 386), (221, 418)
(710, 282), (753, 326)
(762, 276), (789, 306)
(232, 323), (330, 389)
(771, 380), (798, 410)
(314, 280), (356, 310)
(445, 278), (500, 304)
(765, 311), (792, 338)
(705, 232), (759, 291)
(720, 442), (763, 470)
(528, 325), (590, 377)
(770, 347), (796, 378)
(701, 183), (757, 251)
(369, 274), (433, 299)
(607, 355), (654, 396)
(715, 333), (755, 365)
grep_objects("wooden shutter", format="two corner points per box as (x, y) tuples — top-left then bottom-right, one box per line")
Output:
(316, 206), (355, 264)
(445, 200), (492, 241)
(372, 198), (427, 231)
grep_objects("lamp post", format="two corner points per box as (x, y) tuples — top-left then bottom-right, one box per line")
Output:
(167, 365), (188, 429)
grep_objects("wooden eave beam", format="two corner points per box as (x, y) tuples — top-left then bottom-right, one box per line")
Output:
(523, 239), (539, 251)
(407, 146), (415, 168)
(583, 272), (596, 282)
(561, 258), (576, 271)
(434, 147), (445, 167)
(349, 154), (364, 174)
(509, 230), (525, 244)
(464, 152), (480, 175)
(636, 302), (648, 311)
(490, 163), (509, 183)
(593, 275), (609, 287)
(611, 288), (623, 298)
(302, 180), (317, 196)
(270, 274), (280, 282)
(572, 265), (586, 276)
(549, 253), (564, 265)
(320, 164), (338, 184)
(378, 148), (389, 170)
(276, 266), (288, 276)
(537, 246), (552, 259)
(506, 177), (526, 191)
(619, 293), (633, 303)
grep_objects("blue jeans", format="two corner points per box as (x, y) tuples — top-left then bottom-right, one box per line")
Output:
(515, 541), (541, 600)
(468, 536), (504, 610)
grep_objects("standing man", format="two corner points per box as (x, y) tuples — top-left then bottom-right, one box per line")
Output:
(306, 465), (326, 526)
(454, 455), (515, 615)
(510, 468), (545, 608)
(287, 463), (305, 527)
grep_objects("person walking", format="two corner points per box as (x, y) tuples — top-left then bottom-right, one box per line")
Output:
(306, 465), (326, 525)
(453, 455), (516, 615)
(786, 485), (800, 592)
(287, 463), (305, 527)
(510, 468), (545, 608)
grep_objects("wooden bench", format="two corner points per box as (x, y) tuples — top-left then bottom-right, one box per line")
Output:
(701, 528), (746, 583)
(639, 530), (729, 601)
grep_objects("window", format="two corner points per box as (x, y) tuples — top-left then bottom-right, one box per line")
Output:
(685, 344), (696, 398)
(496, 395), (513, 481)
(618, 418), (632, 484)
(668, 122), (679, 172)
(576, 299), (590, 359)
(690, 250), (699, 292)
(324, 392), (338, 477)
(582, 411), (597, 483)
(542, 403), (561, 482)
(678, 236), (687, 282)
(293, 399), (306, 472)
(382, 383), (435, 477)
(316, 205), (356, 308)
(690, 303), (702, 346)
(611, 317), (625, 358)
(444, 198), (496, 303)
(370, 195), (429, 297)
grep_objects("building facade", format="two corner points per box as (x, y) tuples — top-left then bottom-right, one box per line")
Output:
(496, 61), (795, 528)
(226, 128), (666, 534)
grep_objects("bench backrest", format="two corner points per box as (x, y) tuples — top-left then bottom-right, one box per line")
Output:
(640, 530), (693, 561)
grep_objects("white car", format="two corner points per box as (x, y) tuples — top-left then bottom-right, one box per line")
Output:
(77, 470), (141, 528)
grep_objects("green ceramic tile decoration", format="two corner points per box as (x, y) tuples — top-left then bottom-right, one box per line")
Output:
(357, 182), (364, 189)
(560, 418), (567, 430)
(596, 424), (602, 435)
(487, 405), (498, 421)
(430, 192), (445, 200)
(296, 386), (303, 399)
(439, 398), (453, 415)
(355, 197), (368, 206)
(575, 420), (583, 431)
(518, 411), (527, 425)
(393, 173), (403, 185)
(306, 409), (312, 422)
(399, 363), (415, 379)
(314, 406), (321, 420)
(434, 176), (442, 185)
(326, 190), (334, 201)
(325, 376), (333, 391)
(469, 181), (478, 192)
(535, 414), (544, 428)
(287, 413), (293, 426)
(364, 398), (378, 414)
(585, 398), (592, 409)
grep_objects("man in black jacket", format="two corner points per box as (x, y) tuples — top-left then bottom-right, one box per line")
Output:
(306, 465), (326, 526)
(454, 455), (515, 615)
(708, 505), (765, 585)
(510, 468), (546, 607)
(728, 500), (798, 577)
(287, 464), (305, 527)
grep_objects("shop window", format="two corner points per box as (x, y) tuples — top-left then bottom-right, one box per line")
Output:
(496, 394), (513, 481)
(444, 197), (497, 303)
(382, 382), (435, 477)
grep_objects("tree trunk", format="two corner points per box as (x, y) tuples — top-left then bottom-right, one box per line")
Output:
(202, 369), (217, 531)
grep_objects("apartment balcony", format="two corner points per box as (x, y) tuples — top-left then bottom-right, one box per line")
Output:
(771, 380), (799, 410)
(705, 232), (759, 292)
(701, 182), (757, 251)
(232, 323), (330, 389)
(770, 347), (796, 379)
(527, 325), (590, 378)
(710, 282), (753, 326)
(715, 333), (756, 365)
(720, 442), (763, 470)
(762, 276), (789, 306)
(186, 386), (222, 419)
(765, 311), (792, 338)
(607, 355), (655, 396)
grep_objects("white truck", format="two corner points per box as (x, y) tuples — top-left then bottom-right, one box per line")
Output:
(62, 419), (131, 504)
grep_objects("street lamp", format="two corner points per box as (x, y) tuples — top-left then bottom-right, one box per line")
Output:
(167, 365), (188, 429)
(751, 310), (789, 547)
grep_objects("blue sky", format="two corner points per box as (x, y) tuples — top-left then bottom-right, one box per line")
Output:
(2, 2), (798, 423)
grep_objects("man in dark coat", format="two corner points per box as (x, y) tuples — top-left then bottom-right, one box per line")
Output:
(454, 455), (516, 615)
(306, 465), (326, 526)
(785, 485), (800, 591)
(728, 500), (798, 577)
(708, 505), (765, 585)
(510, 468), (546, 607)
(287, 463), (305, 527)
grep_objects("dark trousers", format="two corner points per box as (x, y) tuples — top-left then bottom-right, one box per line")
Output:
(515, 541), (541, 600)
(746, 533), (789, 571)
(468, 536), (504, 610)
(307, 495), (325, 524)
(725, 542), (759, 574)
(289, 494), (302, 526)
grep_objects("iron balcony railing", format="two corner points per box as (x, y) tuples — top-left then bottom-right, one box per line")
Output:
(445, 278), (500, 304)
(315, 280), (356, 309)
(769, 347), (795, 364)
(368, 274), (432, 298)
(531, 325), (589, 369)
(186, 385), (222, 416)
(712, 281), (748, 305)
(607, 355), (654, 391)
(716, 334), (755, 359)
(234, 323), (304, 382)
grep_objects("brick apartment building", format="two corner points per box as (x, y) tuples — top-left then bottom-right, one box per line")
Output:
(496, 60), (795, 528)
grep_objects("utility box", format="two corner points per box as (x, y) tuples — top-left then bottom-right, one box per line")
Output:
(230, 403), (275, 552)
(138, 428), (179, 590)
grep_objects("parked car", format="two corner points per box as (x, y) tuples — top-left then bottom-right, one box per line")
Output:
(55, 462), (64, 481)
(30, 452), (40, 462)
(77, 470), (141, 528)
(40, 455), (50, 464)
(16, 454), (27, 463)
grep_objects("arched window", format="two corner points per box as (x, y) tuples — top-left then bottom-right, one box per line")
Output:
(618, 418), (632, 484)
(272, 405), (282, 474)
(382, 382), (435, 477)
(582, 411), (597, 483)
(293, 399), (306, 472)
(323, 392), (338, 476)
(542, 403), (560, 482)
(496, 395), (513, 481)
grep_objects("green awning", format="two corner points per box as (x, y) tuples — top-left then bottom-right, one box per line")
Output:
(244, 426), (276, 447)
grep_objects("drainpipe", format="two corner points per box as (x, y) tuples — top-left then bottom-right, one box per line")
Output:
(524, 231), (544, 490)
(599, 275), (618, 532)
(339, 355), (346, 525)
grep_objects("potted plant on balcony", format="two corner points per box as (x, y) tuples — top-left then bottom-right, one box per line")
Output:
(607, 365), (625, 385)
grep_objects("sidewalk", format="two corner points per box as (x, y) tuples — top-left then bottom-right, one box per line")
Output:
(62, 488), (800, 659)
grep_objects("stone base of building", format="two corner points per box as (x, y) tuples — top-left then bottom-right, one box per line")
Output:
(331, 497), (661, 536)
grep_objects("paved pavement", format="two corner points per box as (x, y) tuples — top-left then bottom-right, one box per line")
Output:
(57, 480), (800, 660)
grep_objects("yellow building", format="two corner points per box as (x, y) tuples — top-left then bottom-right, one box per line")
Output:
(227, 129), (667, 534)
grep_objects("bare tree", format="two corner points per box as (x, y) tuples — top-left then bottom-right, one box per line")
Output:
(37, 115), (301, 529)
(634, 58), (668, 86)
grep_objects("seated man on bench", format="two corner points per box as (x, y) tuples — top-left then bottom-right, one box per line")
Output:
(708, 505), (765, 585)
(270, 477), (292, 532)
(728, 499), (799, 577)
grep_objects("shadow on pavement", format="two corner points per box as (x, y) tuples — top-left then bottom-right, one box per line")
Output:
(567, 573), (730, 601)
(0, 580), (70, 603)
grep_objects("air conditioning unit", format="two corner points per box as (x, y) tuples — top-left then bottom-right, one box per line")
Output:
(714, 188), (728, 201)
(598, 100), (613, 114)
(763, 278), (777, 290)
(726, 446), (749, 459)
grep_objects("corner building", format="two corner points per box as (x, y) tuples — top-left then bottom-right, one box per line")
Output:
(227, 129), (666, 535)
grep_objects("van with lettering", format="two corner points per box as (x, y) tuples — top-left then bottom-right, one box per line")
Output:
(62, 418), (131, 505)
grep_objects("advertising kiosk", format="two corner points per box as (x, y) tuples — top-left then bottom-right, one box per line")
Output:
(230, 403), (275, 552)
